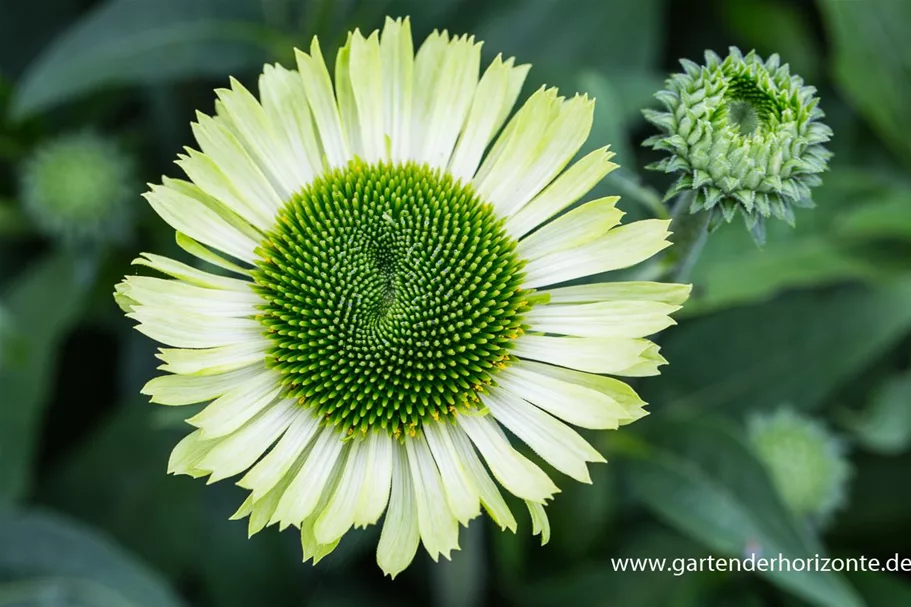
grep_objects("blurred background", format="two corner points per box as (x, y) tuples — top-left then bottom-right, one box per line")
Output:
(1, 0), (910, 605)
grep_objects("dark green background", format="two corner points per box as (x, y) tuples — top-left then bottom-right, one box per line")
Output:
(2, 0), (911, 605)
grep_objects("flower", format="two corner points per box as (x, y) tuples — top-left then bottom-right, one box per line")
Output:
(749, 407), (850, 523)
(115, 17), (689, 577)
(20, 132), (135, 243)
(643, 48), (833, 244)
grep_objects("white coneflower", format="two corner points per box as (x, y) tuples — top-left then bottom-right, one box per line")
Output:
(115, 17), (689, 577)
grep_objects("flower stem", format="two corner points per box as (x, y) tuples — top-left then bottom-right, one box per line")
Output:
(663, 191), (710, 283)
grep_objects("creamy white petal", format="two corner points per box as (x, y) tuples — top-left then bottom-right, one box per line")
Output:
(190, 113), (283, 218)
(517, 196), (622, 260)
(334, 33), (364, 158)
(313, 437), (369, 544)
(513, 334), (657, 375)
(301, 514), (341, 565)
(526, 501), (551, 545)
(128, 307), (262, 349)
(259, 63), (323, 185)
(485, 389), (604, 483)
(409, 30), (451, 164)
(353, 431), (394, 527)
(197, 400), (297, 482)
(296, 41), (350, 168)
(271, 427), (345, 529)
(168, 430), (215, 477)
(377, 444), (421, 578)
(348, 30), (385, 162)
(142, 364), (264, 405)
(612, 342), (668, 377)
(156, 339), (269, 376)
(187, 369), (283, 438)
(525, 300), (680, 338)
(175, 233), (251, 277)
(506, 147), (617, 238)
(449, 55), (529, 182)
(237, 449), (307, 536)
(405, 433), (460, 560)
(144, 182), (259, 263)
(446, 424), (517, 531)
(122, 276), (258, 317)
(457, 413), (558, 503)
(541, 281), (693, 306)
(132, 253), (252, 293)
(495, 361), (630, 429)
(522, 219), (673, 288)
(424, 422), (481, 525)
(238, 407), (321, 499)
(379, 17), (414, 162)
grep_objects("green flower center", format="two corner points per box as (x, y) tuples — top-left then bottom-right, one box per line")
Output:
(253, 160), (532, 438)
(723, 74), (778, 135)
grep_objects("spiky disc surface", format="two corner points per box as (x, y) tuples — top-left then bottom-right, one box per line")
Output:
(643, 47), (833, 243)
(253, 160), (532, 438)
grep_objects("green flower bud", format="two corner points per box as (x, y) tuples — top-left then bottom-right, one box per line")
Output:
(643, 48), (833, 244)
(20, 132), (136, 244)
(749, 408), (850, 524)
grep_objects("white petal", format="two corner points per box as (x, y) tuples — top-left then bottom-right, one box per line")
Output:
(348, 30), (385, 162)
(156, 339), (270, 376)
(175, 233), (251, 276)
(238, 407), (321, 499)
(526, 501), (551, 545)
(128, 307), (262, 349)
(457, 413), (558, 503)
(525, 300), (680, 338)
(122, 276), (258, 317)
(424, 422), (481, 525)
(506, 147), (617, 238)
(522, 219), (672, 288)
(142, 364), (264, 405)
(496, 361), (629, 429)
(296, 41), (350, 168)
(313, 437), (369, 544)
(380, 17), (414, 162)
(377, 444), (421, 578)
(271, 427), (345, 529)
(446, 424), (516, 531)
(517, 196), (622, 260)
(197, 399), (297, 482)
(405, 433), (460, 560)
(541, 281), (693, 306)
(131, 253), (252, 292)
(484, 389), (604, 483)
(353, 431), (394, 527)
(187, 369), (283, 438)
(512, 334), (656, 375)
(334, 33), (364, 158)
(238, 446), (307, 536)
(144, 181), (260, 263)
(612, 342), (668, 377)
(168, 430), (215, 477)
(259, 63), (323, 186)
(448, 55), (529, 182)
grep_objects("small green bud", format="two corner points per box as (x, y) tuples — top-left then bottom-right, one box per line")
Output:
(644, 48), (833, 244)
(749, 408), (850, 524)
(20, 132), (136, 244)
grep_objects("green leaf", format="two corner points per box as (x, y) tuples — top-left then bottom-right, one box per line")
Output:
(848, 569), (911, 606)
(0, 509), (184, 607)
(839, 370), (911, 455)
(12, 0), (276, 118)
(818, 0), (911, 167)
(685, 169), (909, 316)
(626, 418), (864, 607)
(656, 280), (911, 415)
(0, 252), (90, 505)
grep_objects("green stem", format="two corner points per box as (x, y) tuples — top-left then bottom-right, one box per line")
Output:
(662, 191), (710, 283)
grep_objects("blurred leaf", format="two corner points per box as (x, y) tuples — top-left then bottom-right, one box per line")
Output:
(848, 570), (911, 606)
(818, 0), (911, 167)
(685, 169), (910, 316)
(720, 0), (821, 82)
(12, 0), (278, 119)
(431, 521), (485, 607)
(0, 0), (82, 78)
(518, 526), (711, 607)
(0, 509), (184, 607)
(547, 464), (615, 560)
(656, 279), (911, 416)
(626, 418), (863, 607)
(838, 370), (911, 455)
(0, 252), (89, 505)
(837, 451), (911, 544)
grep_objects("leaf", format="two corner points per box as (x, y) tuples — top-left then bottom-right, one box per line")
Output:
(12, 0), (276, 118)
(848, 570), (911, 607)
(0, 509), (184, 607)
(655, 279), (911, 415)
(838, 370), (911, 455)
(817, 0), (911, 167)
(626, 418), (864, 607)
(685, 169), (910, 316)
(0, 252), (90, 505)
